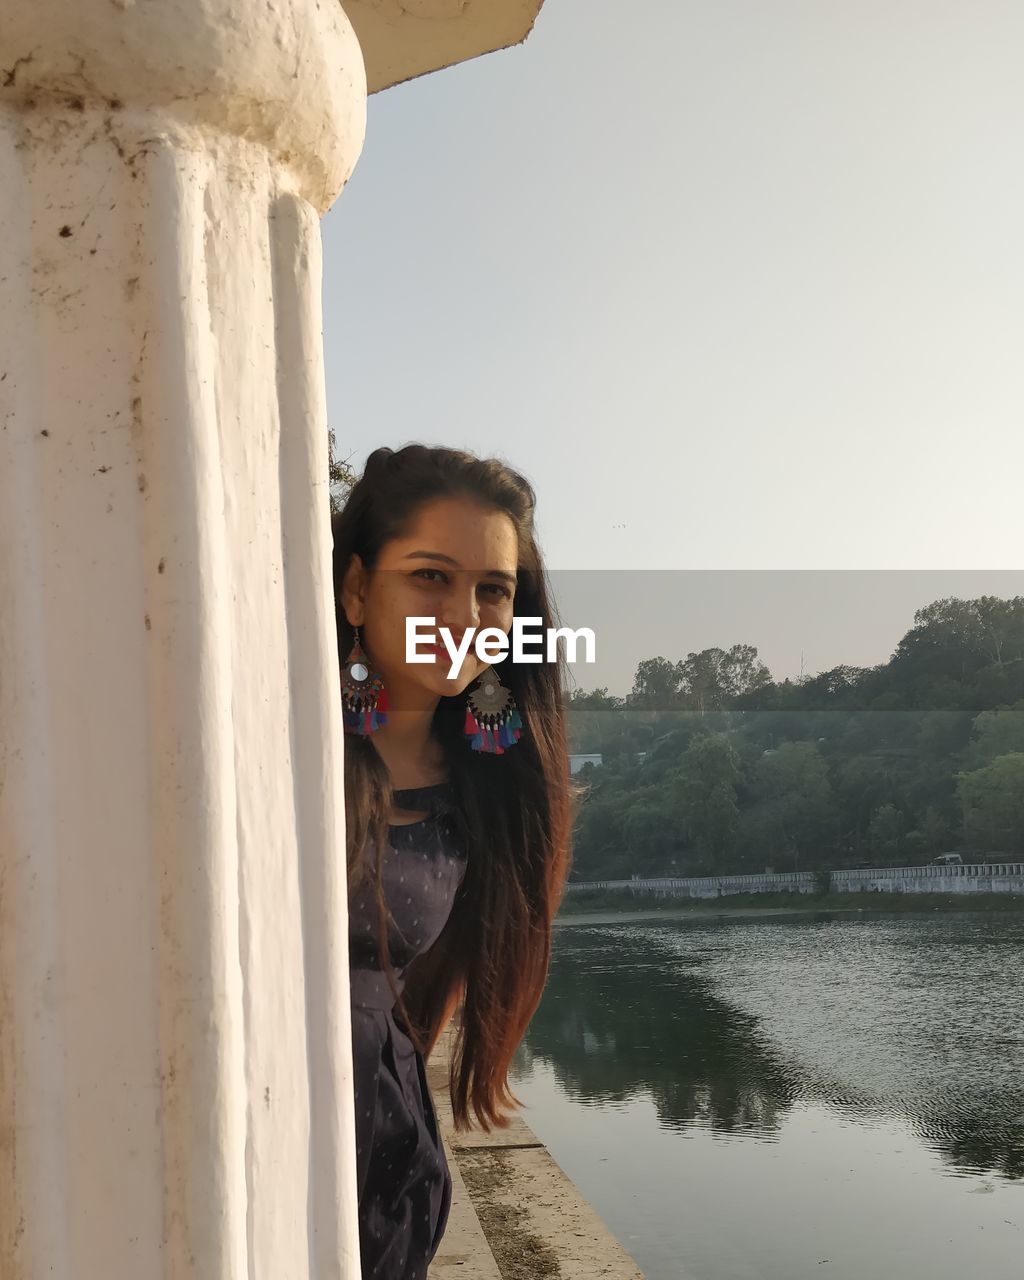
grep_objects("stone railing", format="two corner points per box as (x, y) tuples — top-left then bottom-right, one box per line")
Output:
(830, 862), (1024, 894)
(564, 862), (1024, 899)
(564, 871), (817, 899)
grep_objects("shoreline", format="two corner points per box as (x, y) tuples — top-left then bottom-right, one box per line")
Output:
(554, 904), (869, 926)
(554, 892), (1024, 927)
(426, 1021), (647, 1279)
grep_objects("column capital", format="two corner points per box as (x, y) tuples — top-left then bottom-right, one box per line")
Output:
(0, 0), (365, 210)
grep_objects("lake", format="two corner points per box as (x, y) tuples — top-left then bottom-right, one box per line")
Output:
(510, 912), (1024, 1280)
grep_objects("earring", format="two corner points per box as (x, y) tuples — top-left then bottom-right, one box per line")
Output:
(341, 626), (389, 735)
(464, 669), (523, 754)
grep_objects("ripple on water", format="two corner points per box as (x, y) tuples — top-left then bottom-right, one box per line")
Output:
(649, 914), (1024, 1180)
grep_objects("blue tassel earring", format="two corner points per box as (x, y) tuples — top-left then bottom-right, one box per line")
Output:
(341, 626), (389, 735)
(464, 670), (523, 754)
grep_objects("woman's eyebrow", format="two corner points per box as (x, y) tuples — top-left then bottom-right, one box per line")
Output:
(403, 550), (461, 566)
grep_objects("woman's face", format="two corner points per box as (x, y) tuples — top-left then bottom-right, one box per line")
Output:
(341, 494), (519, 709)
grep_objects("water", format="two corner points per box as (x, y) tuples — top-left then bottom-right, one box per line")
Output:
(510, 912), (1024, 1280)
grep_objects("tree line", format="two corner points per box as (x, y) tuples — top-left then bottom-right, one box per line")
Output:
(565, 596), (1024, 879)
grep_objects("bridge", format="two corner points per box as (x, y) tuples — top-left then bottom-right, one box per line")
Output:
(564, 862), (1024, 899)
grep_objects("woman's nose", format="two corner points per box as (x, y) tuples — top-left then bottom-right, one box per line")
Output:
(439, 578), (480, 635)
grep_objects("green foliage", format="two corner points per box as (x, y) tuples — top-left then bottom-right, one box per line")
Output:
(669, 734), (742, 865)
(867, 802), (905, 863)
(566, 595), (1024, 880)
(565, 686), (653, 760)
(956, 752), (1024, 857)
(737, 742), (837, 872)
(629, 646), (772, 712)
(963, 704), (1024, 769)
(328, 428), (356, 515)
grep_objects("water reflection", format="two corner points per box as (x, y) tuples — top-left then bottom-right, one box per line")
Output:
(517, 915), (1024, 1181)
(517, 932), (798, 1136)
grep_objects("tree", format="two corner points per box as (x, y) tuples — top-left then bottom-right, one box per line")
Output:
(564, 592), (1024, 879)
(832, 752), (894, 852)
(570, 788), (629, 879)
(564, 686), (652, 759)
(963, 704), (1024, 769)
(916, 710), (973, 759)
(955, 753), (1024, 857)
(328, 428), (357, 515)
(889, 596), (1024, 707)
(677, 645), (772, 715)
(793, 665), (870, 708)
(971, 597), (1024, 669)
(748, 742), (836, 872)
(622, 795), (682, 872)
(629, 657), (683, 710)
(920, 805), (956, 852)
(567, 687), (624, 710)
(670, 734), (742, 867)
(867, 802), (905, 863)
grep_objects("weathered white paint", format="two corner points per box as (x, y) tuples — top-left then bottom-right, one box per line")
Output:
(0, 3), (365, 1276)
(343, 0), (546, 93)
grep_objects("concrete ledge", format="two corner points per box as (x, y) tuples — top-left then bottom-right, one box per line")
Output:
(430, 1125), (504, 1279)
(427, 1022), (645, 1279)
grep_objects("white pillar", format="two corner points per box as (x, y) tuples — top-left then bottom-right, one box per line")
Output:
(0, 4), (365, 1276)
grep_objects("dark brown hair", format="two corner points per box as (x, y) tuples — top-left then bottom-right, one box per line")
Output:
(332, 444), (575, 1132)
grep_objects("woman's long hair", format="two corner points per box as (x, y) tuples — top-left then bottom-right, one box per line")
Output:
(332, 444), (576, 1132)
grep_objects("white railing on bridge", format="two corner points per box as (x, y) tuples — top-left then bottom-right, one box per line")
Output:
(564, 863), (1024, 899)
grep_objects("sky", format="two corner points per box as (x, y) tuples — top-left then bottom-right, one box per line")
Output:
(321, 0), (1024, 695)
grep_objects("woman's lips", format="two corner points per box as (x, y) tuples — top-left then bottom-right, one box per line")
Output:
(415, 634), (469, 663)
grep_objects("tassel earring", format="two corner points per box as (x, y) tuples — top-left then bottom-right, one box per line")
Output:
(341, 626), (389, 735)
(464, 669), (523, 754)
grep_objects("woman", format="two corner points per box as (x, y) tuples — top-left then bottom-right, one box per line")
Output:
(332, 443), (574, 1278)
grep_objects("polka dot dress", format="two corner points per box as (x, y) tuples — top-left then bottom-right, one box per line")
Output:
(349, 783), (468, 1279)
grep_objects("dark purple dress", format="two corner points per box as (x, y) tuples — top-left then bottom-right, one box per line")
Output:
(348, 782), (467, 1279)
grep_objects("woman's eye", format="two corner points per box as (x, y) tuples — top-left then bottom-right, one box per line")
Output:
(412, 568), (447, 584)
(481, 583), (513, 601)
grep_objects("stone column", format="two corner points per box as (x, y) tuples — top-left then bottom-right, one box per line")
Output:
(0, 4), (365, 1276)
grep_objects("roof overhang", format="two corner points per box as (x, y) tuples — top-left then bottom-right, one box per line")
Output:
(341, 0), (546, 94)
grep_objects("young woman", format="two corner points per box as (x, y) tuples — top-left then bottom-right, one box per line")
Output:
(332, 443), (574, 1279)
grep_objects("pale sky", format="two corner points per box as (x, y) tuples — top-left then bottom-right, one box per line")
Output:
(322, 1), (1024, 692)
